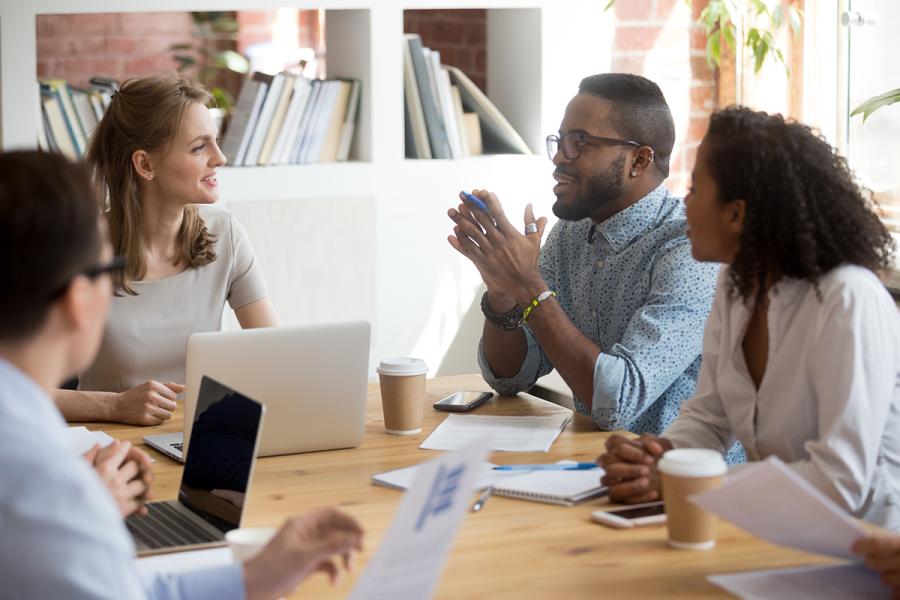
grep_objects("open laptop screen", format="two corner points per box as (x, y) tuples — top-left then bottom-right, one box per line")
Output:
(178, 375), (264, 531)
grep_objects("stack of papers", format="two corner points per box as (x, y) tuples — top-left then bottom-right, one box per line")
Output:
(373, 462), (520, 492)
(690, 456), (882, 599)
(67, 426), (115, 455)
(420, 413), (572, 452)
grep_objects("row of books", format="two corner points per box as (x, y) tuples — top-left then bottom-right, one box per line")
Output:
(403, 33), (530, 159)
(221, 72), (361, 166)
(38, 78), (117, 160)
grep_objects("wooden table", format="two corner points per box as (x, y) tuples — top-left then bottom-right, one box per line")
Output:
(95, 374), (836, 598)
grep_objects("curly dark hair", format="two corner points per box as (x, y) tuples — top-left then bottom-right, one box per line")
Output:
(703, 106), (895, 304)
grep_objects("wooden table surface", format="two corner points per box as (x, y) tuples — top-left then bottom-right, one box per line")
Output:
(93, 374), (837, 599)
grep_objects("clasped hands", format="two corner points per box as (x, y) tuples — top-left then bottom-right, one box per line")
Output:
(447, 189), (549, 308)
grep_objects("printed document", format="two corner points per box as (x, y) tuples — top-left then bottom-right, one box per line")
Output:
(690, 456), (866, 560)
(349, 439), (492, 600)
(420, 413), (571, 452)
(67, 426), (115, 455)
(709, 563), (888, 599)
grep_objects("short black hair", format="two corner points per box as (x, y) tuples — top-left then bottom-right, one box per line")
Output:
(704, 106), (895, 304)
(578, 73), (676, 177)
(0, 151), (102, 339)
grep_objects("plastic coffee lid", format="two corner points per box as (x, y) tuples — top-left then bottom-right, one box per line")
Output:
(657, 448), (727, 478)
(377, 357), (428, 376)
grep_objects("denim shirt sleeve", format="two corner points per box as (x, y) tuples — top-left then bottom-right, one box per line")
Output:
(573, 237), (718, 429)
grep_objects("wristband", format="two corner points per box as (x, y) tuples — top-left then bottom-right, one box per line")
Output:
(520, 290), (557, 324)
(480, 292), (523, 331)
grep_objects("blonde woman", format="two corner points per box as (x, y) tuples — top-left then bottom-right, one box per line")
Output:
(55, 72), (279, 425)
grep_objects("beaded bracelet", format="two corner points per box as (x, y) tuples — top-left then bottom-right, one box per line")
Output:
(480, 291), (523, 331)
(520, 290), (557, 324)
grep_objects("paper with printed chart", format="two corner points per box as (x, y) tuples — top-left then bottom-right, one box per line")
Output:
(689, 456), (866, 560)
(348, 438), (491, 600)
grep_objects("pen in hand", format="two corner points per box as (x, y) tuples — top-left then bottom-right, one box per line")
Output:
(460, 191), (488, 212)
(471, 486), (494, 512)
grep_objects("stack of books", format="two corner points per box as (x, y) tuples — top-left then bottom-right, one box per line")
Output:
(220, 72), (361, 166)
(38, 77), (117, 160)
(403, 33), (531, 159)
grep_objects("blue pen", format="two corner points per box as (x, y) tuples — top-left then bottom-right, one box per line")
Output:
(461, 190), (488, 212)
(492, 462), (599, 471)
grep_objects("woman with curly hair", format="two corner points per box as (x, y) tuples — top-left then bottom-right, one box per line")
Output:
(598, 106), (900, 531)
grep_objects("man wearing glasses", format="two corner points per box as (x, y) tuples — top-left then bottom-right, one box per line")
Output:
(448, 73), (719, 438)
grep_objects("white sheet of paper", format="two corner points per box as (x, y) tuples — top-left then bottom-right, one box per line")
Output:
(135, 547), (233, 575)
(372, 461), (523, 492)
(67, 426), (116, 455)
(709, 563), (888, 599)
(690, 456), (866, 560)
(419, 413), (571, 452)
(349, 439), (492, 600)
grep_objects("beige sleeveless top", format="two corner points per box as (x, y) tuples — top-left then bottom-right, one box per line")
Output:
(79, 205), (268, 392)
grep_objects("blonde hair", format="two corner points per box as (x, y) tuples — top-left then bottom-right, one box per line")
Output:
(86, 71), (217, 295)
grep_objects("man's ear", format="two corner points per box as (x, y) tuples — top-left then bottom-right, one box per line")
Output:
(131, 150), (155, 182)
(56, 276), (93, 334)
(630, 147), (656, 177)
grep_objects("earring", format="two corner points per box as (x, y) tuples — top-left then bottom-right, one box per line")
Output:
(630, 169), (638, 177)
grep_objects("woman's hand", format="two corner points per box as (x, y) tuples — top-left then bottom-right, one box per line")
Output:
(854, 536), (900, 597)
(598, 434), (672, 503)
(84, 440), (153, 517)
(112, 380), (183, 425)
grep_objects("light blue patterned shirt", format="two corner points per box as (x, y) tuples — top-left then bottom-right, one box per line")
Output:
(479, 185), (719, 435)
(0, 358), (245, 600)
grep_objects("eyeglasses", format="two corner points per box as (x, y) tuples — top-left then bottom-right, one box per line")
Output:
(546, 131), (647, 161)
(50, 255), (128, 300)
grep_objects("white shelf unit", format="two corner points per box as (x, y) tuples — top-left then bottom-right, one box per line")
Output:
(1, 0), (613, 376)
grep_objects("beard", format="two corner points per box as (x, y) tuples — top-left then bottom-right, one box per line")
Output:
(552, 152), (627, 221)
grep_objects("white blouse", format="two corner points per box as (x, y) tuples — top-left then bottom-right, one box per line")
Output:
(665, 265), (900, 530)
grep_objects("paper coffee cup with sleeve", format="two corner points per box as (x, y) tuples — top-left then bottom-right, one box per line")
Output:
(377, 358), (427, 435)
(658, 448), (727, 550)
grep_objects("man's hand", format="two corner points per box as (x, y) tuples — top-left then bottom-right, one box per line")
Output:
(84, 440), (153, 517)
(447, 189), (549, 307)
(112, 380), (182, 425)
(243, 508), (364, 600)
(598, 434), (672, 504)
(854, 536), (900, 597)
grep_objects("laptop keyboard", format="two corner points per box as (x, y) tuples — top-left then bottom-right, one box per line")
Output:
(126, 502), (221, 550)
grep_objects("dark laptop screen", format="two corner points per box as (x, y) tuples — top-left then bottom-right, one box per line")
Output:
(178, 375), (264, 531)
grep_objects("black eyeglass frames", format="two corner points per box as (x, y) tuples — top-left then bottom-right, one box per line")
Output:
(50, 255), (128, 299)
(546, 131), (645, 161)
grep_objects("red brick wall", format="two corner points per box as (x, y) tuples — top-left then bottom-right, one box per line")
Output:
(404, 10), (487, 92)
(36, 13), (193, 87)
(610, 0), (716, 195)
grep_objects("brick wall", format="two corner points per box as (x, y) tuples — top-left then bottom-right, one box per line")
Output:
(404, 10), (487, 92)
(36, 13), (193, 87)
(611, 0), (716, 195)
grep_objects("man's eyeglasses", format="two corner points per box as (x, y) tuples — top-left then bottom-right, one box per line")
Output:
(50, 255), (127, 299)
(546, 131), (647, 161)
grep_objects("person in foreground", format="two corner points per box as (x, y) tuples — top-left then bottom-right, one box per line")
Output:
(448, 73), (719, 436)
(599, 107), (900, 531)
(0, 150), (362, 599)
(55, 72), (279, 426)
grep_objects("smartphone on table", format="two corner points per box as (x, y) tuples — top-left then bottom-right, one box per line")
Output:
(433, 391), (493, 412)
(591, 501), (666, 529)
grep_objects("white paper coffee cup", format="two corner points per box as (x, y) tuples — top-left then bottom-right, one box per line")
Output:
(225, 527), (276, 562)
(658, 448), (727, 550)
(377, 358), (427, 435)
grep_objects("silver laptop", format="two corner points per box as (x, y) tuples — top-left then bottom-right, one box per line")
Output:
(127, 376), (265, 556)
(144, 321), (370, 462)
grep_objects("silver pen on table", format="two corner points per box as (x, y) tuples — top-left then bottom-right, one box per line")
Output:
(471, 486), (494, 512)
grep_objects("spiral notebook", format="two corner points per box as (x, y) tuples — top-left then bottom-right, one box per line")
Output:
(373, 460), (607, 506)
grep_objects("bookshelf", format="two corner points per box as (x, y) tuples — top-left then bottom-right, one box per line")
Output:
(0, 0), (613, 375)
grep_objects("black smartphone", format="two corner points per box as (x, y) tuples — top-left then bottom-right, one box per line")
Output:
(433, 391), (493, 412)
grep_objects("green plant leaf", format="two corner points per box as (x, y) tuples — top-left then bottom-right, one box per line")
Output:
(603, 0), (615, 11)
(169, 43), (194, 51)
(214, 50), (250, 74)
(706, 32), (721, 68)
(788, 5), (803, 33)
(851, 88), (900, 122)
